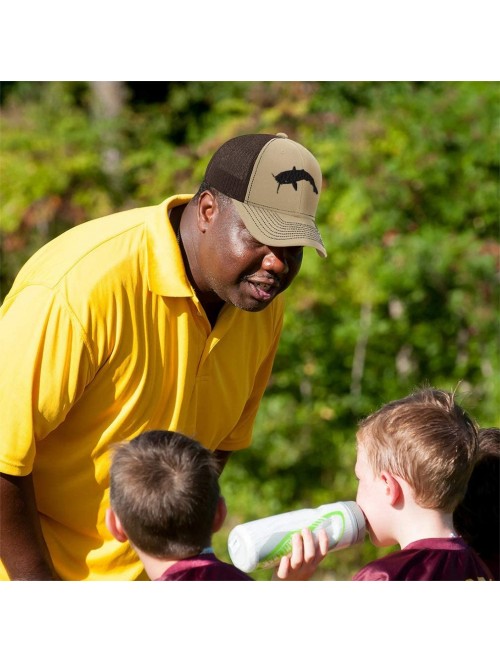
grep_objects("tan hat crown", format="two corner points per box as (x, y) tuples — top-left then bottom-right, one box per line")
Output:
(204, 133), (326, 257)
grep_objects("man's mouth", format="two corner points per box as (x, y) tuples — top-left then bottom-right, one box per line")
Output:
(244, 276), (281, 301)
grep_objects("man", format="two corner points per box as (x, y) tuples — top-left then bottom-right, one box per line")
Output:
(0, 132), (326, 580)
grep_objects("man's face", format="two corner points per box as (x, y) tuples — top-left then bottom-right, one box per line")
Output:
(199, 198), (304, 312)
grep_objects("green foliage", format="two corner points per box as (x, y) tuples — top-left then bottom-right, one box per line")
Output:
(1, 81), (499, 579)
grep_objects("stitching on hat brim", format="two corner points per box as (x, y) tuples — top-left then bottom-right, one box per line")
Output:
(232, 200), (327, 258)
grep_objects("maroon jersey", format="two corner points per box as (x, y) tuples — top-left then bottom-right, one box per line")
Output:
(481, 553), (499, 581)
(155, 553), (254, 581)
(353, 537), (494, 581)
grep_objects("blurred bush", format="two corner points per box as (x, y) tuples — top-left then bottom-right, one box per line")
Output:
(1, 81), (498, 579)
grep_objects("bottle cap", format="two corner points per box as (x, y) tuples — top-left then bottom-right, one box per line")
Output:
(228, 523), (260, 573)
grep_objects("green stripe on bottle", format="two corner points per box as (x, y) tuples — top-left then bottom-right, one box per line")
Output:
(259, 510), (346, 567)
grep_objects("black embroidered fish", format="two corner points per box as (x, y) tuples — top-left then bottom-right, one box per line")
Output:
(273, 166), (319, 194)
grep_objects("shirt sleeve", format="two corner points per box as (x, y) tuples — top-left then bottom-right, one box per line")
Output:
(0, 285), (95, 476)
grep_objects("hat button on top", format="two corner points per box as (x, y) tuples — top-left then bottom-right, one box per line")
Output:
(275, 132), (288, 139)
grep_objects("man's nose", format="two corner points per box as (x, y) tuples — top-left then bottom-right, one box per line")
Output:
(262, 248), (290, 274)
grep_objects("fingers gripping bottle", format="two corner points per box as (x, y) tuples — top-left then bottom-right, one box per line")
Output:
(227, 501), (366, 573)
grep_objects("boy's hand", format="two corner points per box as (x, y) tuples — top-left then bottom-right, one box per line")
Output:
(274, 528), (329, 581)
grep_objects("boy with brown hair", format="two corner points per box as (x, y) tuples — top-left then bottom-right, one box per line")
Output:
(106, 430), (252, 581)
(454, 427), (500, 580)
(277, 388), (494, 581)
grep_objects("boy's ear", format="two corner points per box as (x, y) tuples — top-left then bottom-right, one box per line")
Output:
(105, 508), (129, 543)
(381, 471), (403, 507)
(211, 496), (227, 534)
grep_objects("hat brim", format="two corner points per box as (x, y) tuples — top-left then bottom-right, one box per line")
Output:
(232, 199), (327, 258)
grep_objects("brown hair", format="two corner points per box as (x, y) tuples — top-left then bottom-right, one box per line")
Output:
(109, 430), (220, 559)
(357, 388), (479, 511)
(454, 427), (500, 568)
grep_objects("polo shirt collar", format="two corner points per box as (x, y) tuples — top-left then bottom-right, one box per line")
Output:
(146, 195), (194, 297)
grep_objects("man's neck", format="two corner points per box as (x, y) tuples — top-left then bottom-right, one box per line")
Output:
(174, 202), (224, 328)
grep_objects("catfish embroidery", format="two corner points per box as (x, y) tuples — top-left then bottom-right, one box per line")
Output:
(273, 166), (318, 194)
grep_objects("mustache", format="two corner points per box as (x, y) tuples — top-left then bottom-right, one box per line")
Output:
(242, 272), (282, 287)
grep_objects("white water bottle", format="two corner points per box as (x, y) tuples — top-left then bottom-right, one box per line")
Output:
(227, 501), (366, 573)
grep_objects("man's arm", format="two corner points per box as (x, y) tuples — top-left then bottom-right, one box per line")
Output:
(0, 472), (59, 580)
(213, 450), (232, 475)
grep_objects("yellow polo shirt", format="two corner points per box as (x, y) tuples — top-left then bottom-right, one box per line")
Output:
(0, 195), (284, 580)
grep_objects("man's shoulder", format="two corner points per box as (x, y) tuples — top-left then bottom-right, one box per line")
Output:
(8, 204), (159, 295)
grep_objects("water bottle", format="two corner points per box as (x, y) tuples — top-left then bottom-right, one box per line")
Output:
(227, 501), (366, 573)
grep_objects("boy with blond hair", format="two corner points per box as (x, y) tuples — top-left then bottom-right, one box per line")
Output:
(277, 388), (494, 581)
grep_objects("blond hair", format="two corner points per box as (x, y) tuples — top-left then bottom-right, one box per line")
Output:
(357, 388), (478, 511)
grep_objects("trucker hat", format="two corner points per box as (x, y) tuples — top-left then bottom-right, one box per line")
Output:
(203, 132), (326, 258)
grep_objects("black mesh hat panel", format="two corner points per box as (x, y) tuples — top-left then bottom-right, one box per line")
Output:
(204, 134), (275, 201)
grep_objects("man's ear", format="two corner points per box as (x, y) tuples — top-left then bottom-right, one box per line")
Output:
(211, 496), (227, 534)
(381, 471), (403, 507)
(197, 190), (217, 232)
(105, 508), (129, 543)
